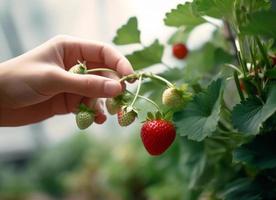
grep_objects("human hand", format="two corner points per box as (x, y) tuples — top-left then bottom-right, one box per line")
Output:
(0, 35), (133, 126)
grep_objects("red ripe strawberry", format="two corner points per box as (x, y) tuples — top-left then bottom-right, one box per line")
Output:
(117, 108), (137, 127)
(141, 119), (176, 156)
(172, 43), (188, 59)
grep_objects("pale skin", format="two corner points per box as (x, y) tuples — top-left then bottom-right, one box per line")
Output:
(0, 35), (134, 126)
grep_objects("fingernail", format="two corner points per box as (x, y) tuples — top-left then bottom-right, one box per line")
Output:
(104, 81), (121, 96)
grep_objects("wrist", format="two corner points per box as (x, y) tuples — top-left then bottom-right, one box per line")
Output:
(0, 62), (13, 108)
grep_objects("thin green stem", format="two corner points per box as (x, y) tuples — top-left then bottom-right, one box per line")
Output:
(234, 71), (245, 101)
(119, 72), (174, 88)
(119, 73), (139, 82)
(144, 73), (174, 87)
(237, 51), (247, 76)
(130, 74), (143, 107)
(203, 17), (221, 28)
(255, 36), (271, 69)
(225, 63), (243, 74)
(86, 68), (119, 75)
(138, 95), (160, 111)
(237, 36), (249, 73)
(224, 21), (247, 78)
(126, 90), (160, 111)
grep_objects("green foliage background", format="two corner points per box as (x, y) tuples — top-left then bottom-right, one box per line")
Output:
(111, 0), (276, 199)
(1, 1), (275, 200)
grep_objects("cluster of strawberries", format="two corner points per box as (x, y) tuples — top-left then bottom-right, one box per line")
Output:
(105, 87), (186, 156)
(68, 43), (191, 156)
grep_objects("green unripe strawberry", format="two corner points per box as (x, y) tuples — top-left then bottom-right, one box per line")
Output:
(105, 93), (132, 115)
(105, 98), (121, 115)
(117, 107), (137, 127)
(162, 86), (192, 109)
(162, 87), (184, 108)
(76, 104), (95, 130)
(69, 61), (87, 74)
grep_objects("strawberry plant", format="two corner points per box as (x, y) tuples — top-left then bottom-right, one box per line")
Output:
(68, 0), (276, 199)
(109, 0), (276, 199)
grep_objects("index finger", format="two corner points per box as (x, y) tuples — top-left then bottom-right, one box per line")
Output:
(59, 35), (134, 76)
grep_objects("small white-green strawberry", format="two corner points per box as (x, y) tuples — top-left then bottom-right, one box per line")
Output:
(162, 86), (192, 109)
(117, 106), (137, 127)
(105, 98), (121, 115)
(69, 60), (87, 74)
(76, 103), (95, 130)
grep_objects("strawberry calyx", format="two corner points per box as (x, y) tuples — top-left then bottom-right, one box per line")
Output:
(106, 92), (132, 115)
(115, 92), (133, 105)
(121, 105), (138, 116)
(69, 60), (87, 74)
(117, 106), (138, 127)
(77, 103), (94, 114)
(145, 111), (172, 122)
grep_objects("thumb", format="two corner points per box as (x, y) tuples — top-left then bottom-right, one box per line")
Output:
(52, 70), (122, 98)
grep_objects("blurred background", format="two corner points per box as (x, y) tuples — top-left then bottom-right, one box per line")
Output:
(0, 0), (216, 199)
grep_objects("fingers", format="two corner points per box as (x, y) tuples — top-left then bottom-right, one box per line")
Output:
(52, 69), (123, 98)
(55, 35), (134, 76)
(100, 71), (127, 90)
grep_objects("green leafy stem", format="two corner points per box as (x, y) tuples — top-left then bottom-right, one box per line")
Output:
(86, 67), (173, 111)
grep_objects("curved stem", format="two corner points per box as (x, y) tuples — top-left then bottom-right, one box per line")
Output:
(144, 73), (174, 87)
(119, 72), (174, 88)
(137, 95), (161, 111)
(225, 64), (243, 74)
(119, 73), (139, 82)
(126, 90), (160, 111)
(234, 71), (245, 101)
(130, 74), (143, 107)
(86, 68), (119, 75)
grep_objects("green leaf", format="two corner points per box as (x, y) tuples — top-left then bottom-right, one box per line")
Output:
(192, 0), (234, 19)
(240, 10), (276, 38)
(222, 178), (262, 200)
(232, 85), (276, 135)
(234, 132), (276, 169)
(113, 17), (141, 45)
(222, 169), (276, 200)
(126, 40), (164, 70)
(183, 42), (233, 83)
(173, 79), (224, 141)
(164, 3), (205, 27)
(265, 68), (276, 78)
(179, 138), (209, 189)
